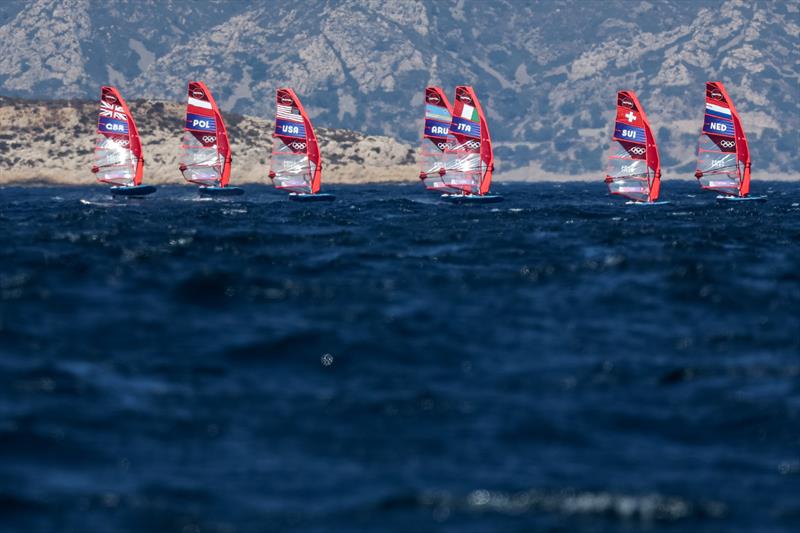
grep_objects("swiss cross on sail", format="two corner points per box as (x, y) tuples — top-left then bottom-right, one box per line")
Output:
(604, 90), (661, 203)
(179, 81), (232, 187)
(441, 86), (494, 195)
(694, 81), (751, 197)
(92, 86), (143, 187)
(268, 88), (322, 194)
(418, 86), (455, 190)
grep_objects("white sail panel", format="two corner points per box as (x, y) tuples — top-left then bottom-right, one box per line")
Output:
(271, 138), (314, 193)
(94, 134), (136, 185)
(179, 132), (222, 184)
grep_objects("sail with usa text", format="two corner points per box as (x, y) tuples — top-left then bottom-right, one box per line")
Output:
(268, 88), (333, 202)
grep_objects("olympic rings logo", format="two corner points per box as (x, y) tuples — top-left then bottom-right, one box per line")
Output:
(290, 142), (307, 150)
(720, 140), (735, 149)
(202, 135), (216, 144)
(630, 146), (646, 155)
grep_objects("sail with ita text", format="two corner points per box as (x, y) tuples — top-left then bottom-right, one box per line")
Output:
(179, 81), (242, 196)
(694, 82), (761, 201)
(440, 86), (499, 202)
(418, 87), (454, 191)
(91, 86), (155, 196)
(604, 91), (662, 204)
(268, 88), (333, 201)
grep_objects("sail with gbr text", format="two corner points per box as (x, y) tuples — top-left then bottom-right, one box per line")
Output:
(441, 86), (494, 196)
(92, 86), (143, 186)
(418, 87), (454, 191)
(694, 82), (751, 197)
(179, 81), (232, 187)
(604, 90), (661, 203)
(268, 88), (323, 194)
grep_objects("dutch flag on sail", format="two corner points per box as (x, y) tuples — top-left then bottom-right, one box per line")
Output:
(705, 102), (732, 120)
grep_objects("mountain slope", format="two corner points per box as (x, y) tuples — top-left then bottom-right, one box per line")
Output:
(0, 96), (414, 184)
(0, 0), (797, 177)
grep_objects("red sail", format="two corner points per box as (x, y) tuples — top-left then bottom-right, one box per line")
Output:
(269, 88), (322, 194)
(93, 86), (143, 186)
(179, 81), (232, 187)
(443, 86), (494, 195)
(694, 82), (751, 197)
(604, 90), (661, 203)
(418, 86), (454, 191)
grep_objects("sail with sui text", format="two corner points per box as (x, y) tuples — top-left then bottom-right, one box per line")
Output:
(604, 90), (661, 203)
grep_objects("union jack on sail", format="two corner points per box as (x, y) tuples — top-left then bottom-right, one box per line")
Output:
(99, 101), (127, 121)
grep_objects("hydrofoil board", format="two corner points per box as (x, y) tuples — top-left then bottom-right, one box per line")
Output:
(716, 195), (766, 203)
(199, 186), (244, 197)
(441, 194), (503, 204)
(110, 185), (157, 197)
(289, 193), (336, 202)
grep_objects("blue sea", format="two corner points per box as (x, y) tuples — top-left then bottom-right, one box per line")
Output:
(1, 181), (798, 532)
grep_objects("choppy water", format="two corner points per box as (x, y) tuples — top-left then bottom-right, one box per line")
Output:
(1, 181), (799, 532)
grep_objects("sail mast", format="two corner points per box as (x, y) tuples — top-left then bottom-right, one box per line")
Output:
(640, 96), (660, 202)
(209, 85), (232, 187)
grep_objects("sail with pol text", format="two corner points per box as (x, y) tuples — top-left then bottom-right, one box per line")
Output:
(92, 86), (152, 194)
(604, 91), (661, 203)
(694, 82), (752, 197)
(441, 86), (495, 197)
(418, 87), (454, 191)
(179, 81), (237, 193)
(268, 88), (328, 199)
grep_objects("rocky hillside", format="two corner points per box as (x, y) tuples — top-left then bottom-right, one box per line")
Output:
(0, 96), (415, 184)
(0, 0), (797, 179)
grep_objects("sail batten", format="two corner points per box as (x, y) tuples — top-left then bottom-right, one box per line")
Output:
(441, 86), (494, 196)
(179, 81), (232, 187)
(93, 86), (143, 187)
(694, 82), (750, 197)
(604, 91), (661, 203)
(269, 88), (322, 195)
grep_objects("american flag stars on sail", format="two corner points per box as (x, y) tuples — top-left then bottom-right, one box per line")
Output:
(277, 104), (303, 122)
(100, 100), (127, 121)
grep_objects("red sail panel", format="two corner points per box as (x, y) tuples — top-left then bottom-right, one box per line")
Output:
(419, 87), (455, 191)
(442, 86), (494, 195)
(269, 88), (322, 194)
(92, 86), (143, 186)
(604, 90), (661, 203)
(179, 81), (232, 187)
(694, 81), (750, 197)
